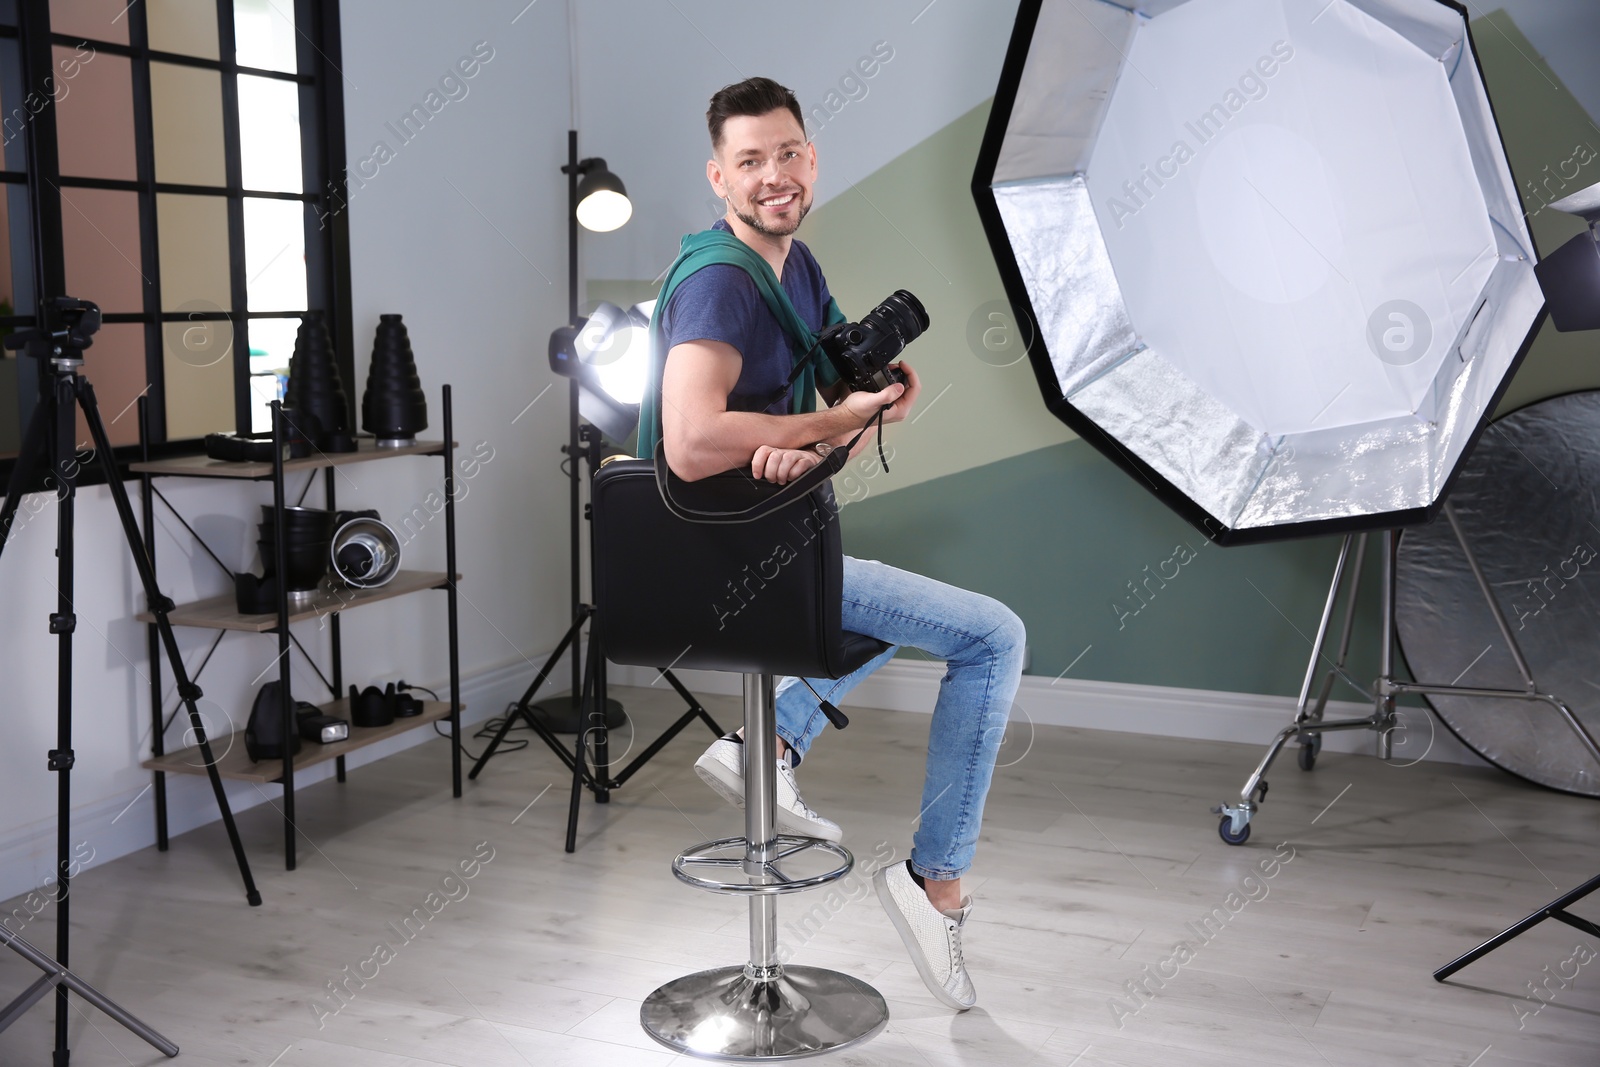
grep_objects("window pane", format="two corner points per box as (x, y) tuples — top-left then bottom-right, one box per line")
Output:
(0, 182), (28, 458)
(239, 74), (300, 192)
(151, 61), (225, 187)
(248, 315), (296, 432)
(243, 197), (304, 311)
(54, 47), (135, 180)
(77, 322), (146, 448)
(0, 183), (34, 314)
(49, 0), (130, 45)
(164, 315), (234, 439)
(62, 186), (144, 313)
(0, 352), (17, 457)
(0, 37), (26, 171)
(0, 2), (17, 28)
(157, 192), (230, 312)
(234, 0), (296, 73)
(147, 0), (219, 60)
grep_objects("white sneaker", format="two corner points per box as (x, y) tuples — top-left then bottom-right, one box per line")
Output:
(874, 860), (976, 1010)
(693, 737), (843, 843)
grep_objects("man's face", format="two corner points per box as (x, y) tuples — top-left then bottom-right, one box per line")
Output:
(709, 109), (817, 238)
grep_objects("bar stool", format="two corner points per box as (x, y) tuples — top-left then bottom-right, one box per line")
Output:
(592, 457), (891, 1060)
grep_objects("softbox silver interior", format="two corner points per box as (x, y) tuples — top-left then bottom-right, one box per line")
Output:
(974, 0), (1544, 544)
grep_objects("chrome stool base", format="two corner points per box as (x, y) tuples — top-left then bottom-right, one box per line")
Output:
(641, 965), (889, 1061)
(644, 673), (887, 1060)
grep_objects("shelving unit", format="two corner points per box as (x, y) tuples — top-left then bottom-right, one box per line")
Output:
(133, 386), (463, 870)
(144, 699), (455, 785)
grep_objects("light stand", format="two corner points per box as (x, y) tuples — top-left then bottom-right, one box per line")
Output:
(472, 132), (723, 853)
(0, 297), (261, 1064)
(1432, 180), (1600, 981)
(530, 129), (629, 734)
(1214, 514), (1600, 848)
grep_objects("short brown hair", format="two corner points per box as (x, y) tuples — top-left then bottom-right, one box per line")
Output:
(707, 77), (805, 151)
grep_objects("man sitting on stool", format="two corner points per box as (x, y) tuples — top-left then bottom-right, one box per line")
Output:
(637, 76), (1026, 1012)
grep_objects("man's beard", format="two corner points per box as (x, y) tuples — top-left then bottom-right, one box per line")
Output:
(730, 190), (811, 236)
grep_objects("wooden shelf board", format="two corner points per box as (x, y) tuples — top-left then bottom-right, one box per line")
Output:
(130, 438), (451, 479)
(138, 570), (459, 631)
(141, 699), (459, 783)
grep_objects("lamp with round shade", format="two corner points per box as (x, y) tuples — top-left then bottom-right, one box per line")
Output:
(575, 158), (632, 232)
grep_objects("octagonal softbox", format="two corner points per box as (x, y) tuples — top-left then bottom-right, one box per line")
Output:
(973, 0), (1545, 545)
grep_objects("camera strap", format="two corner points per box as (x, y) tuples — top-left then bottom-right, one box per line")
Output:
(653, 414), (879, 524)
(728, 334), (826, 415)
(638, 229), (844, 458)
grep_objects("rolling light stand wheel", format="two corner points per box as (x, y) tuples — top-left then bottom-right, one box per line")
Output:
(1218, 814), (1252, 845)
(1298, 735), (1321, 771)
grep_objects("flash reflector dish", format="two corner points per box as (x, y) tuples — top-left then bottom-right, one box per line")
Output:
(975, 0), (1544, 543)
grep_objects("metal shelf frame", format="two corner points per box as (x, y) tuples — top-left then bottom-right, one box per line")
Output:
(135, 385), (463, 870)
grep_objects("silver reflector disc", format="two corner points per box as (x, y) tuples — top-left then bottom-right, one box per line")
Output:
(1396, 391), (1600, 796)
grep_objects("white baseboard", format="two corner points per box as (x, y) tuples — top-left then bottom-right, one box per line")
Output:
(0, 651), (564, 905)
(2, 650), (1482, 906)
(609, 658), (1484, 767)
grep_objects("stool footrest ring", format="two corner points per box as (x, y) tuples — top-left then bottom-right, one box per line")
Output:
(672, 835), (854, 895)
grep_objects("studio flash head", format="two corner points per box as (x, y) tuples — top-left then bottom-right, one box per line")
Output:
(818, 289), (928, 393)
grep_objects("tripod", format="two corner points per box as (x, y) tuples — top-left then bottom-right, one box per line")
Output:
(1215, 510), (1600, 845)
(468, 422), (724, 852)
(0, 298), (261, 1064)
(1206, 507), (1600, 980)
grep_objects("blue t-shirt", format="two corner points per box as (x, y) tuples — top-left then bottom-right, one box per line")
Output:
(658, 219), (835, 416)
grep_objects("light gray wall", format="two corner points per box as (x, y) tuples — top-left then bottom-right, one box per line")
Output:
(574, 0), (1019, 284)
(0, 0), (577, 902)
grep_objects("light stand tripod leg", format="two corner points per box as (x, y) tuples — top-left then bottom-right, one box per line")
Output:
(1241, 536), (1352, 791)
(76, 380), (261, 907)
(467, 611), (585, 780)
(1434, 872), (1600, 980)
(1291, 534), (1355, 727)
(609, 669), (725, 788)
(0, 927), (178, 1058)
(566, 636), (600, 854)
(50, 373), (74, 1065)
(1443, 504), (1600, 765)
(0, 357), (186, 1063)
(1314, 533), (1368, 723)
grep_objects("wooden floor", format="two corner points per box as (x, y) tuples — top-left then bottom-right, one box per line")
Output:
(2, 684), (1598, 1065)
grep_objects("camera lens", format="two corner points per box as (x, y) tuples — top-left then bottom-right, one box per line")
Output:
(876, 290), (929, 341)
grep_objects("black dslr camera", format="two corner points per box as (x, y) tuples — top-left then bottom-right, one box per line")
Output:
(817, 289), (928, 393)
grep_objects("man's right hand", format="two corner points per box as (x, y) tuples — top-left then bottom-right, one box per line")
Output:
(840, 360), (920, 425)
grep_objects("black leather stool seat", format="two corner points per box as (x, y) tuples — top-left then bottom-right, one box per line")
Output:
(592, 458), (889, 681)
(836, 630), (892, 678)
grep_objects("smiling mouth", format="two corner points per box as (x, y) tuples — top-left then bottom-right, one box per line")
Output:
(758, 192), (798, 209)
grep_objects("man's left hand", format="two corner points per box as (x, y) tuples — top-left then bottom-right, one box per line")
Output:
(751, 445), (823, 485)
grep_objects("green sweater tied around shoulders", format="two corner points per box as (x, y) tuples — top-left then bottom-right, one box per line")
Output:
(635, 228), (844, 460)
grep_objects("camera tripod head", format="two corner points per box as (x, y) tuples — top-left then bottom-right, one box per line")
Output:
(3, 295), (101, 371)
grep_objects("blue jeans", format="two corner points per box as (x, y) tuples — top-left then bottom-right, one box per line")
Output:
(774, 556), (1026, 881)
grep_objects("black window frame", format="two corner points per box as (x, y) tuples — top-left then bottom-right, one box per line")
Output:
(0, 0), (353, 491)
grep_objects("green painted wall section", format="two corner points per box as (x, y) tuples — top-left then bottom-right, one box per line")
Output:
(1479, 9), (1600, 415)
(838, 9), (1600, 696)
(839, 439), (1389, 695)
(592, 10), (1600, 697)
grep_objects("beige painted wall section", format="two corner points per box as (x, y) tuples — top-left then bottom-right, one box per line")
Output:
(590, 99), (1074, 494)
(793, 99), (1075, 493)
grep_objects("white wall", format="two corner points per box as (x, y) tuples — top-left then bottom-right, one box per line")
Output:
(572, 0), (1600, 287)
(574, 0), (1020, 283)
(0, 0), (579, 903)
